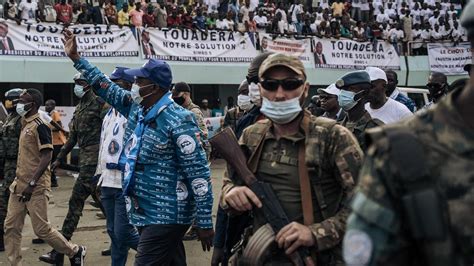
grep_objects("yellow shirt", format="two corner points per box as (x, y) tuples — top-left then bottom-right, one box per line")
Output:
(331, 2), (345, 16)
(118, 10), (130, 25)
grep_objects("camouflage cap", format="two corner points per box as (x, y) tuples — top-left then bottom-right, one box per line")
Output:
(258, 53), (306, 79)
(335, 71), (371, 89)
(460, 0), (474, 39)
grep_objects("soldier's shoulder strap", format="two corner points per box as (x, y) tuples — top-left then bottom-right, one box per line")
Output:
(246, 119), (271, 173)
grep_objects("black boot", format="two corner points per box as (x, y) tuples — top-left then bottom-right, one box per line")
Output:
(39, 249), (64, 265)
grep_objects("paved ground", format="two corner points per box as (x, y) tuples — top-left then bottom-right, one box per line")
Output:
(0, 159), (226, 265)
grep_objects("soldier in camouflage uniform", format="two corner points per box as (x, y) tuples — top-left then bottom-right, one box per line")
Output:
(337, 71), (384, 151)
(343, 4), (474, 265)
(0, 88), (23, 251)
(40, 73), (105, 265)
(220, 54), (363, 265)
(223, 80), (253, 133)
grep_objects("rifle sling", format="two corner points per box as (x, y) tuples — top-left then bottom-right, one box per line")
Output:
(299, 140), (314, 226)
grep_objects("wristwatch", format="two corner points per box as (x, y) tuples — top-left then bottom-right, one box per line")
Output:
(28, 180), (37, 187)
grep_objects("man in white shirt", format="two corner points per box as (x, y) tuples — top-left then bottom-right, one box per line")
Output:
(365, 67), (413, 124)
(430, 24), (444, 41)
(376, 7), (389, 24)
(288, 0), (303, 23)
(253, 10), (268, 28)
(18, 0), (38, 22)
(411, 4), (422, 25)
(239, 2), (251, 22)
(96, 67), (139, 266)
(428, 10), (441, 28)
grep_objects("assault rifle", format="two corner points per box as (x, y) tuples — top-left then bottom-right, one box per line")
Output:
(210, 127), (315, 266)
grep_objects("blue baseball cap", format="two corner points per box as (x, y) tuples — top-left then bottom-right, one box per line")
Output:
(110, 67), (134, 83)
(124, 59), (173, 89)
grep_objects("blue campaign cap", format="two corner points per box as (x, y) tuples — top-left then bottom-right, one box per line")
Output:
(335, 71), (371, 89)
(124, 59), (173, 89)
(110, 67), (135, 83)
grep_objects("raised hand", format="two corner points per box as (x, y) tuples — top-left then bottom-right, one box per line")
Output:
(62, 28), (80, 62)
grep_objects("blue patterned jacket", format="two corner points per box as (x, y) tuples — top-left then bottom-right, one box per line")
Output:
(73, 58), (213, 229)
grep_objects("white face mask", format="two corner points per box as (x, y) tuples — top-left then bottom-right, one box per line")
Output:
(248, 82), (261, 106)
(74, 84), (86, 98)
(131, 83), (155, 105)
(260, 96), (302, 124)
(16, 102), (32, 117)
(237, 94), (254, 111)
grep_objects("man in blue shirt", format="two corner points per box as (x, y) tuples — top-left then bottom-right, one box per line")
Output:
(385, 70), (417, 112)
(62, 29), (214, 265)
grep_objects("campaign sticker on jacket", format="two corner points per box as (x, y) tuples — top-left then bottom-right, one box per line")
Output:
(191, 178), (208, 196)
(177, 134), (196, 155)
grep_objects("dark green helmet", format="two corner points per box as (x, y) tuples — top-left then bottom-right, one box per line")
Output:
(5, 88), (23, 100)
(460, 0), (474, 39)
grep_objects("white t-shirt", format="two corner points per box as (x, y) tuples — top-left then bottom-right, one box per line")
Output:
(216, 19), (230, 30)
(19, 1), (38, 21)
(411, 9), (422, 25)
(96, 109), (128, 189)
(360, 0), (370, 11)
(253, 15), (268, 26)
(376, 13), (389, 24)
(288, 4), (302, 22)
(39, 110), (53, 123)
(365, 98), (413, 124)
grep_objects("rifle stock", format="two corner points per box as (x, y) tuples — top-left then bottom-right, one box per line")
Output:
(210, 127), (315, 266)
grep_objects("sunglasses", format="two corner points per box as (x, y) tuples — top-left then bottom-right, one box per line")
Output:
(260, 78), (305, 91)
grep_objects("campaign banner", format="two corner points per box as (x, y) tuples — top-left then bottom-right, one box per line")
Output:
(311, 38), (401, 70)
(141, 28), (259, 62)
(0, 19), (139, 57)
(259, 33), (314, 66)
(428, 42), (472, 76)
(204, 117), (223, 138)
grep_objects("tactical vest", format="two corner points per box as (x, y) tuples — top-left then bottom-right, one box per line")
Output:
(245, 113), (342, 226)
(0, 113), (22, 160)
(366, 125), (473, 266)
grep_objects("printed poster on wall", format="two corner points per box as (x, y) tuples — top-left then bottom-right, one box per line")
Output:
(428, 42), (472, 76)
(141, 28), (259, 63)
(311, 38), (401, 70)
(0, 19), (139, 57)
(259, 33), (314, 66)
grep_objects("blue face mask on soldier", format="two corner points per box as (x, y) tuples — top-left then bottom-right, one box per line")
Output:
(74, 84), (86, 98)
(338, 89), (364, 111)
(131, 83), (155, 105)
(16, 102), (32, 117)
(260, 95), (302, 124)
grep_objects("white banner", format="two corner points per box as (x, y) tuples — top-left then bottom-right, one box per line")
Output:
(0, 19), (139, 57)
(428, 42), (472, 76)
(259, 33), (314, 66)
(141, 28), (259, 63)
(204, 117), (223, 138)
(311, 38), (401, 70)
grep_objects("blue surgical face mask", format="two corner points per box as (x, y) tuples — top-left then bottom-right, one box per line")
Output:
(260, 95), (302, 124)
(338, 89), (363, 111)
(131, 83), (155, 105)
(74, 84), (86, 98)
(16, 102), (32, 117)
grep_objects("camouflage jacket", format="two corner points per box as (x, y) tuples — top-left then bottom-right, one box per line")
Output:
(185, 101), (208, 139)
(221, 112), (363, 261)
(57, 89), (105, 166)
(344, 88), (474, 266)
(340, 111), (384, 151)
(223, 106), (244, 133)
(0, 112), (22, 180)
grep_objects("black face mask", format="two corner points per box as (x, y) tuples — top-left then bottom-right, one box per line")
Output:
(173, 96), (185, 106)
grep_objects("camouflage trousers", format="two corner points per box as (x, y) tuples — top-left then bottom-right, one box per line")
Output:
(0, 170), (17, 233)
(61, 165), (104, 240)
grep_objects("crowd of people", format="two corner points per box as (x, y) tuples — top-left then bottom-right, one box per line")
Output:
(0, 1), (472, 266)
(1, 0), (469, 54)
